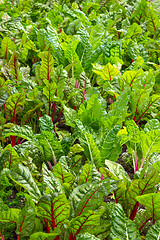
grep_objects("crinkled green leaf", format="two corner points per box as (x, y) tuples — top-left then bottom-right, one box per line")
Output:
(70, 180), (113, 216)
(9, 51), (20, 80)
(76, 232), (100, 240)
(0, 208), (20, 224)
(39, 115), (54, 133)
(122, 69), (144, 87)
(77, 122), (101, 168)
(78, 164), (92, 185)
(127, 23), (142, 40)
(100, 125), (122, 162)
(5, 93), (26, 121)
(61, 36), (83, 78)
(42, 163), (64, 195)
(21, 102), (43, 126)
(145, 220), (160, 240)
(0, 144), (20, 169)
(141, 130), (160, 163)
(0, 37), (16, 60)
(69, 210), (101, 238)
(37, 194), (70, 229)
(3, 125), (34, 141)
(35, 131), (63, 164)
(52, 162), (75, 184)
(144, 119), (160, 133)
(39, 51), (54, 81)
(9, 164), (41, 203)
(110, 204), (141, 240)
(46, 26), (64, 65)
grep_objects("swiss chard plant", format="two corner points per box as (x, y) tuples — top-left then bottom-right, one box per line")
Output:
(0, 0), (160, 239)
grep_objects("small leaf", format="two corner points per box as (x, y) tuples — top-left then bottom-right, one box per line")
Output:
(9, 51), (20, 80)
(39, 51), (54, 81)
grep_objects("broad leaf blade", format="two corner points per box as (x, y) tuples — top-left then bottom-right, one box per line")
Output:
(110, 204), (141, 240)
(9, 164), (41, 203)
(37, 194), (70, 229)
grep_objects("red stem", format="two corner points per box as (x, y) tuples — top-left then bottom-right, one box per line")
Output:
(129, 201), (139, 221)
(113, 190), (118, 203)
(44, 218), (50, 233)
(0, 232), (4, 240)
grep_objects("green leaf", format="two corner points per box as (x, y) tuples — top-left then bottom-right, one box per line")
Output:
(62, 36), (83, 78)
(21, 102), (44, 126)
(23, 40), (37, 52)
(16, 195), (35, 238)
(0, 37), (16, 60)
(122, 69), (144, 87)
(144, 119), (160, 133)
(46, 26), (64, 65)
(39, 51), (54, 81)
(77, 122), (101, 168)
(9, 51), (20, 80)
(70, 180), (112, 216)
(0, 208), (20, 224)
(5, 93), (26, 122)
(145, 220), (160, 240)
(69, 210), (101, 238)
(78, 164), (92, 185)
(63, 105), (78, 128)
(39, 115), (54, 133)
(76, 233), (100, 240)
(147, 7), (160, 32)
(9, 164), (41, 203)
(100, 125), (122, 162)
(0, 144), (20, 169)
(52, 162), (75, 184)
(30, 229), (61, 240)
(43, 80), (57, 102)
(141, 130), (160, 163)
(126, 167), (160, 218)
(136, 193), (160, 222)
(36, 131), (63, 165)
(127, 23), (142, 40)
(110, 204), (141, 240)
(37, 194), (70, 229)
(93, 63), (120, 82)
(103, 160), (131, 181)
(42, 163), (64, 195)
(3, 125), (34, 141)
